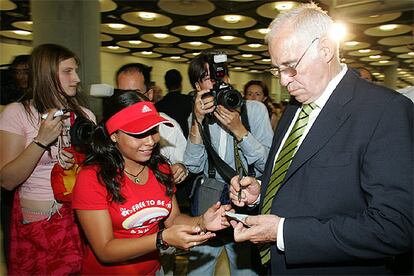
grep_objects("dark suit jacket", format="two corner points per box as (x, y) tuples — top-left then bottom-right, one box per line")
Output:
(156, 91), (193, 138)
(260, 70), (413, 274)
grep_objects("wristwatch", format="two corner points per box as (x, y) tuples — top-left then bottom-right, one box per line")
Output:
(156, 229), (169, 250)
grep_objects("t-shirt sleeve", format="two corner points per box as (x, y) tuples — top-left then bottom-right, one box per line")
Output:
(72, 166), (109, 210)
(0, 103), (29, 136)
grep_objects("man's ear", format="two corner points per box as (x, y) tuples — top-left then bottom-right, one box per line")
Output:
(110, 133), (118, 143)
(318, 37), (335, 63)
(195, 82), (201, 91)
(147, 88), (154, 101)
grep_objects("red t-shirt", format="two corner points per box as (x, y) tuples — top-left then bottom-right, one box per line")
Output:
(72, 164), (174, 275)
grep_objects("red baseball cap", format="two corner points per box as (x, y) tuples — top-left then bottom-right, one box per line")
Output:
(106, 101), (173, 135)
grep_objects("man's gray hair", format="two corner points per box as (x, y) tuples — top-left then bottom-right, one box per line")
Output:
(265, 2), (335, 55)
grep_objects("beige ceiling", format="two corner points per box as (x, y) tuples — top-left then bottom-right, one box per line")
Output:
(1, 0), (413, 87)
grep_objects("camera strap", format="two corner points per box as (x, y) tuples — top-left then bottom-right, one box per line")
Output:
(197, 103), (255, 182)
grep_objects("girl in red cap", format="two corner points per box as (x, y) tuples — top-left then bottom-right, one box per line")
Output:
(72, 90), (231, 275)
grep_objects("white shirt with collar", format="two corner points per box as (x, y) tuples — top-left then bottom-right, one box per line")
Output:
(276, 64), (348, 251)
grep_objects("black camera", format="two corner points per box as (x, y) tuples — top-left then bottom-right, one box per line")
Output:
(70, 115), (95, 152)
(202, 54), (243, 113)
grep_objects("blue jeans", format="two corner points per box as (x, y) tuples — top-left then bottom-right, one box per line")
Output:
(187, 230), (258, 276)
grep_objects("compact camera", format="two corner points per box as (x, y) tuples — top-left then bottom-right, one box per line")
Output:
(202, 54), (244, 123)
(41, 109), (68, 120)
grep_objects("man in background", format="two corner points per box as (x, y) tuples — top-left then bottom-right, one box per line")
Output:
(156, 69), (193, 138)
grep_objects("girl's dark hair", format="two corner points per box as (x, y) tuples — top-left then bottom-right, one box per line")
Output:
(22, 43), (88, 120)
(85, 90), (173, 203)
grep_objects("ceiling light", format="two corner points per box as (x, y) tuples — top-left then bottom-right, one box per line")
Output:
(192, 52), (201, 56)
(369, 14), (379, 18)
(258, 28), (270, 34)
(185, 25), (201, 32)
(250, 69), (259, 73)
(274, 2), (293, 11)
(107, 46), (119, 50)
(221, 36), (235, 41)
(369, 55), (381, 59)
(242, 54), (253, 58)
(108, 23), (126, 30)
(344, 41), (359, 46)
(408, 52), (414, 56)
(13, 30), (31, 35)
(224, 15), (241, 24)
(128, 40), (141, 45)
(330, 22), (347, 42)
(379, 60), (389, 64)
(171, 56), (180, 59)
(142, 51), (153, 55)
(234, 67), (242, 70)
(262, 58), (271, 62)
(154, 33), (168, 39)
(379, 24), (398, 31)
(359, 49), (371, 53)
(248, 44), (261, 48)
(138, 12), (156, 21)
(372, 72), (381, 76)
(190, 41), (202, 46)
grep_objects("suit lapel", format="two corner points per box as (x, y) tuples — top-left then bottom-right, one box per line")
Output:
(281, 70), (357, 188)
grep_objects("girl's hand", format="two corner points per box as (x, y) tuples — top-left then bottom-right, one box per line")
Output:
(163, 225), (216, 250)
(201, 202), (232, 232)
(36, 109), (64, 146)
(58, 149), (75, 169)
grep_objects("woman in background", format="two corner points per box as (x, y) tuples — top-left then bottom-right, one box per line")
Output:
(72, 90), (230, 275)
(244, 80), (282, 130)
(0, 43), (95, 275)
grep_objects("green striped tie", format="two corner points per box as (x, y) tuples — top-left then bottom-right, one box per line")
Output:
(259, 103), (316, 265)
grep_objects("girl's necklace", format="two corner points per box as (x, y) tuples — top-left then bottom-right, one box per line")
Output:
(124, 166), (146, 183)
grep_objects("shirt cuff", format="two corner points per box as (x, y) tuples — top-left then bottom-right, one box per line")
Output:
(276, 217), (285, 251)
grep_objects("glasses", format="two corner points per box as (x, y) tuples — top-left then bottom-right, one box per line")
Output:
(270, 37), (319, 78)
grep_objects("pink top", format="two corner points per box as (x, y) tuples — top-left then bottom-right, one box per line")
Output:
(0, 102), (95, 201)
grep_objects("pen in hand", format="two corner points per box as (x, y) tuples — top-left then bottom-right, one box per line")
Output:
(238, 167), (243, 203)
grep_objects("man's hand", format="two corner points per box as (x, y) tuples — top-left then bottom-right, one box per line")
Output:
(229, 175), (261, 207)
(230, 214), (280, 244)
(194, 89), (215, 123)
(214, 105), (247, 140)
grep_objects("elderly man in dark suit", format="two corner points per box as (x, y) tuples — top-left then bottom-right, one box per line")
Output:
(228, 2), (413, 275)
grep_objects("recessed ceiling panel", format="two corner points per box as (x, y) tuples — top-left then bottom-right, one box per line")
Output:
(208, 15), (256, 29)
(162, 56), (189, 62)
(341, 41), (370, 51)
(0, 30), (32, 40)
(370, 60), (399, 66)
(348, 49), (381, 57)
(153, 47), (186, 55)
(101, 23), (139, 35)
(364, 24), (411, 37)
(245, 28), (269, 40)
(158, 0), (215, 16)
(101, 46), (130, 53)
(178, 42), (213, 50)
(101, 34), (113, 42)
(0, 0), (16, 10)
(208, 36), (246, 45)
(233, 54), (261, 60)
(100, 0), (117, 12)
(360, 55), (390, 62)
(141, 33), (180, 44)
(348, 12), (401, 24)
(389, 46), (412, 53)
(122, 12), (172, 27)
(378, 35), (413, 46)
(132, 51), (162, 58)
(238, 44), (268, 52)
(117, 40), (153, 48)
(256, 1), (300, 19)
(11, 21), (32, 31)
(170, 25), (214, 37)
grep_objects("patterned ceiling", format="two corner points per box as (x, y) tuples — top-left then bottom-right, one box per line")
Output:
(1, 0), (413, 87)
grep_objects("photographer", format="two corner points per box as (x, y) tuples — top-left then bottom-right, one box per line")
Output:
(184, 51), (274, 275)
